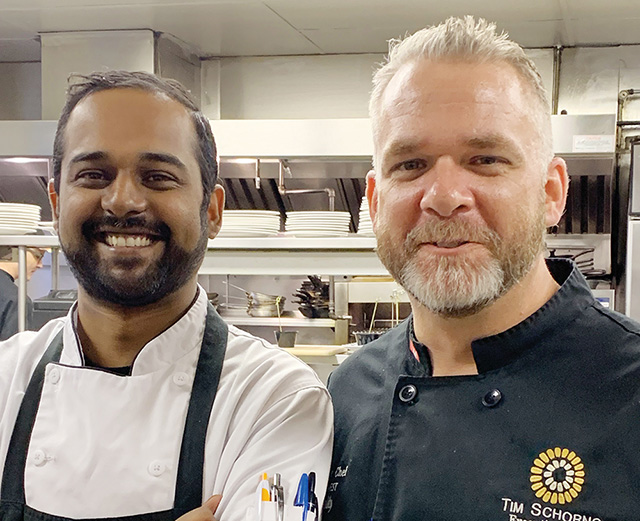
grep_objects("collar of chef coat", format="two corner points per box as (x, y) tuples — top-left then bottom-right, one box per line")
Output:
(0, 269), (15, 284)
(470, 258), (593, 373)
(405, 258), (595, 375)
(57, 286), (209, 376)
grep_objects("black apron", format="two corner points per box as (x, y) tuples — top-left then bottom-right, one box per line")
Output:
(0, 303), (228, 521)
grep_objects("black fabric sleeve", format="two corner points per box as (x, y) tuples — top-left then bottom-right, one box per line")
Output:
(0, 294), (20, 341)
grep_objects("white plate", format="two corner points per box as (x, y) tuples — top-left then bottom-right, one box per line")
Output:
(223, 217), (281, 222)
(0, 205), (41, 210)
(220, 227), (281, 233)
(286, 211), (350, 216)
(286, 224), (350, 230)
(286, 213), (350, 218)
(0, 225), (40, 231)
(0, 227), (37, 235)
(0, 212), (41, 220)
(0, 202), (41, 210)
(221, 221), (280, 227)
(283, 231), (350, 238)
(0, 218), (40, 225)
(217, 230), (279, 237)
(223, 210), (280, 216)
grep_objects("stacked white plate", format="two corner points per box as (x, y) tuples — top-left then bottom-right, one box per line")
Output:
(357, 196), (374, 236)
(37, 221), (57, 235)
(284, 211), (351, 238)
(217, 210), (281, 238)
(0, 203), (41, 235)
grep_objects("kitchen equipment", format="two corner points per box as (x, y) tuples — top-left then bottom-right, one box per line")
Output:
(274, 330), (297, 347)
(357, 196), (374, 237)
(353, 330), (387, 345)
(217, 210), (281, 238)
(223, 281), (285, 317)
(547, 247), (606, 278)
(284, 211), (351, 238)
(293, 276), (330, 318)
(32, 289), (77, 329)
(0, 203), (41, 235)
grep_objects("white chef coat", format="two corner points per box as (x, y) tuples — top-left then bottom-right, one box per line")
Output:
(0, 287), (333, 520)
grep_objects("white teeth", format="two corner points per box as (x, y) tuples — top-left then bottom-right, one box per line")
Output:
(105, 235), (152, 248)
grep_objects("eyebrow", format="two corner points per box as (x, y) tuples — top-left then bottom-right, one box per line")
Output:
(139, 152), (186, 170)
(466, 135), (526, 163)
(383, 141), (423, 159)
(68, 151), (186, 170)
(384, 135), (525, 161)
(465, 135), (518, 150)
(69, 151), (108, 164)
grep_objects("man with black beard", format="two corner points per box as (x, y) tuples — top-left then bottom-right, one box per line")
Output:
(0, 71), (332, 521)
(323, 17), (640, 521)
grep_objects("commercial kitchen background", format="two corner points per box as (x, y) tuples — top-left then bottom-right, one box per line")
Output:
(2, 1), (640, 364)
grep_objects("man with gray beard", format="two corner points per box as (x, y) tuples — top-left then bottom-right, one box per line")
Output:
(323, 17), (640, 521)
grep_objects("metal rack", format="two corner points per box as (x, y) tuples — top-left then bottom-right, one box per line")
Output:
(0, 235), (385, 335)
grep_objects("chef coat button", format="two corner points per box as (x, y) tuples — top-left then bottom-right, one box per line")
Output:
(398, 384), (418, 403)
(33, 450), (47, 467)
(148, 461), (166, 477)
(49, 368), (60, 385)
(172, 372), (189, 386)
(482, 389), (502, 408)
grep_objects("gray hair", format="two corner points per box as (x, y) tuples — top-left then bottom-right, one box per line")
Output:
(369, 16), (552, 167)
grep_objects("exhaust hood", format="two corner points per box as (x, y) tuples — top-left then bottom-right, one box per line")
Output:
(0, 115), (616, 229)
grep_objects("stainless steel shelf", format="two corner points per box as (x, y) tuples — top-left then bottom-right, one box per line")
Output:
(0, 235), (60, 247)
(221, 316), (335, 327)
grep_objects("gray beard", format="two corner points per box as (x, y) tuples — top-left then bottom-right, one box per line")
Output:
(375, 210), (546, 318)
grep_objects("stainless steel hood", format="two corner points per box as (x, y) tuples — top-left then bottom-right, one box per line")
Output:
(0, 157), (52, 221)
(0, 115), (616, 233)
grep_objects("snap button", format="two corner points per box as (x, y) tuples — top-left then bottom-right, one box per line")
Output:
(49, 368), (60, 385)
(33, 449), (47, 467)
(148, 461), (166, 477)
(398, 384), (417, 403)
(172, 372), (189, 387)
(482, 389), (502, 408)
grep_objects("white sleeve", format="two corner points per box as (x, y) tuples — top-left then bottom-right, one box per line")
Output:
(213, 385), (333, 521)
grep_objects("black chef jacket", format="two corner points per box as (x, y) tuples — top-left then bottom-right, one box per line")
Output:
(0, 269), (32, 342)
(324, 259), (640, 521)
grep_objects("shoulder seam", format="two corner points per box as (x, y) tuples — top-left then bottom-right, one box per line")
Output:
(591, 302), (640, 336)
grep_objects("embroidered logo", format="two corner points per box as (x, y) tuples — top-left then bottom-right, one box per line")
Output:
(530, 447), (585, 505)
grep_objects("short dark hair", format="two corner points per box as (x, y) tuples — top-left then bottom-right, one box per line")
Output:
(52, 71), (218, 205)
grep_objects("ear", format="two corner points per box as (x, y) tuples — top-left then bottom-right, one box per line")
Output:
(207, 184), (226, 239)
(48, 179), (60, 233)
(543, 157), (569, 228)
(366, 169), (378, 232)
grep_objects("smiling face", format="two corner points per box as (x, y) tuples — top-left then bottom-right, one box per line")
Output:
(370, 59), (565, 317)
(51, 88), (222, 307)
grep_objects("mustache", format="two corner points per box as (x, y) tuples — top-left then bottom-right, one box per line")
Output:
(404, 219), (499, 249)
(82, 215), (171, 240)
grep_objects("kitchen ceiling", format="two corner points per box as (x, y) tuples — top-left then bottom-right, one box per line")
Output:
(1, 0), (640, 62)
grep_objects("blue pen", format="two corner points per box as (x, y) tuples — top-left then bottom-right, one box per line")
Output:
(294, 473), (309, 521)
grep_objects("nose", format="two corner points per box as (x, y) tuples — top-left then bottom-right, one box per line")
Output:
(419, 156), (474, 217)
(101, 171), (147, 217)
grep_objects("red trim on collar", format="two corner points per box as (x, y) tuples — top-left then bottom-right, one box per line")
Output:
(409, 337), (420, 362)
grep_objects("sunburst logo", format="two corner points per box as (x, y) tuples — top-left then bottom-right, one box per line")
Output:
(530, 447), (585, 505)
